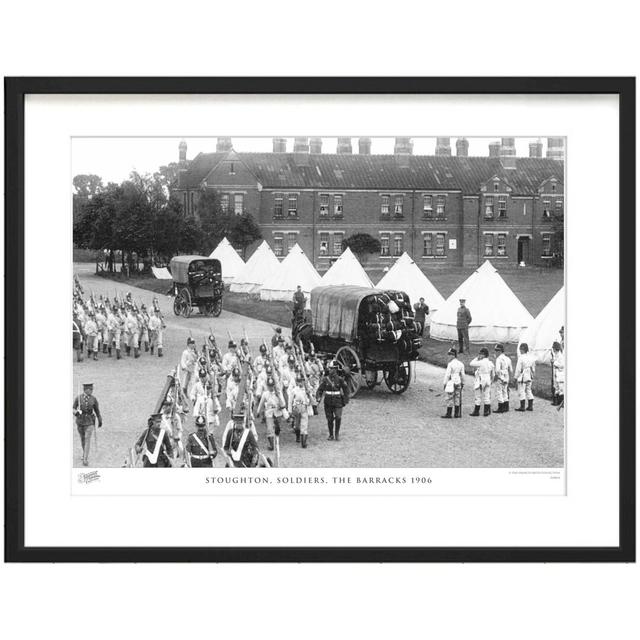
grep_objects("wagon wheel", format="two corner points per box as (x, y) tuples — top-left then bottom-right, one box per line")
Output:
(210, 297), (223, 317)
(173, 294), (184, 316)
(335, 346), (362, 398)
(364, 369), (379, 389)
(180, 288), (192, 318)
(383, 361), (412, 394)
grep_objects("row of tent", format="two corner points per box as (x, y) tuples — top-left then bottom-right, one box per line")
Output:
(207, 238), (564, 358)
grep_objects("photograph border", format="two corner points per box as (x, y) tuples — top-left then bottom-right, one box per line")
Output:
(5, 76), (635, 562)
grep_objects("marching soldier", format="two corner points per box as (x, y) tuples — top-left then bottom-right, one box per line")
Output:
(84, 312), (99, 361)
(221, 340), (239, 377)
(186, 415), (217, 467)
(125, 308), (140, 358)
(73, 383), (103, 466)
(135, 413), (174, 468)
(514, 343), (536, 412)
(551, 341), (565, 406)
(225, 367), (242, 412)
(253, 343), (270, 374)
(288, 372), (312, 447)
(95, 305), (107, 354)
(316, 360), (349, 441)
(441, 347), (464, 418)
(148, 308), (164, 357)
(73, 312), (84, 363)
(222, 414), (268, 467)
(114, 307), (126, 359)
(469, 347), (495, 417)
(273, 335), (286, 362)
(256, 377), (286, 450)
(105, 305), (118, 357)
(493, 343), (513, 413)
(180, 337), (198, 397)
(138, 304), (150, 353)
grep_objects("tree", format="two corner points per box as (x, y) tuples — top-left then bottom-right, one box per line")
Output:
(73, 174), (104, 199)
(342, 233), (381, 264)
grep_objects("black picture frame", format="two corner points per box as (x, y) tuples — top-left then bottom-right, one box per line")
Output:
(4, 76), (635, 563)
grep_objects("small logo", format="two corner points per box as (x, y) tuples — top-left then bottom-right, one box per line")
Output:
(77, 470), (101, 484)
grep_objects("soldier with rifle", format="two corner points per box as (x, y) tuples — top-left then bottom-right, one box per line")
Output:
(134, 413), (174, 468)
(185, 415), (218, 468)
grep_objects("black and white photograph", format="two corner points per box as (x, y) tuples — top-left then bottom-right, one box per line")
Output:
(71, 135), (566, 474)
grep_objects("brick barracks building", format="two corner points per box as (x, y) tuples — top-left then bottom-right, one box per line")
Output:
(172, 136), (564, 270)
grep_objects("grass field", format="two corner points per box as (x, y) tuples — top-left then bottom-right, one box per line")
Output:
(98, 264), (562, 400)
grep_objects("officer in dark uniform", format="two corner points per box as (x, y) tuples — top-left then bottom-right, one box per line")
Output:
(73, 382), (102, 466)
(135, 413), (174, 468)
(316, 360), (349, 441)
(186, 415), (217, 467)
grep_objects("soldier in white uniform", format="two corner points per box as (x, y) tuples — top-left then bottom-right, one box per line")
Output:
(441, 347), (465, 419)
(147, 308), (164, 357)
(105, 307), (118, 357)
(493, 343), (513, 413)
(94, 306), (107, 354)
(180, 338), (198, 397)
(256, 377), (286, 451)
(125, 309), (140, 358)
(288, 372), (312, 447)
(221, 341), (239, 377)
(469, 347), (495, 417)
(551, 341), (565, 406)
(225, 367), (241, 412)
(84, 312), (99, 361)
(514, 342), (536, 412)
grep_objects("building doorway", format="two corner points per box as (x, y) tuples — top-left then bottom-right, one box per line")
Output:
(517, 236), (531, 265)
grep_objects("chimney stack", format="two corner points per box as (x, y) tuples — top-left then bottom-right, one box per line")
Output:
(489, 141), (501, 157)
(293, 137), (310, 166)
(546, 137), (564, 161)
(456, 138), (469, 157)
(272, 137), (287, 153)
(216, 137), (232, 153)
(394, 137), (413, 155)
(178, 139), (187, 163)
(500, 137), (516, 157)
(435, 137), (451, 156)
(337, 137), (352, 154)
(358, 137), (371, 154)
(309, 137), (322, 154)
(529, 140), (543, 158)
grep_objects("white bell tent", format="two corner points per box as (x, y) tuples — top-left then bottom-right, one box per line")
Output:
(376, 252), (445, 315)
(259, 244), (321, 304)
(518, 286), (565, 363)
(430, 260), (533, 343)
(229, 240), (280, 294)
(208, 237), (245, 283)
(320, 247), (374, 287)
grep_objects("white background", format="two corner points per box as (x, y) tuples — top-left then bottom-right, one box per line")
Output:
(1, 2), (638, 639)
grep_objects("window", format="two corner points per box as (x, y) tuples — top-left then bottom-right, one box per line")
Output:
(436, 196), (446, 217)
(229, 162), (235, 175)
(551, 182), (556, 193)
(393, 234), (403, 256)
(319, 194), (329, 217)
(542, 233), (552, 257)
(220, 193), (230, 213)
(273, 193), (283, 218)
(423, 233), (433, 256)
(273, 235), (284, 257)
(333, 195), (343, 218)
(542, 199), (551, 218)
(380, 234), (390, 256)
(485, 196), (494, 218)
(381, 195), (390, 217)
(423, 195), (433, 218)
(497, 233), (507, 256)
(286, 232), (297, 253)
(234, 193), (244, 215)
(498, 196), (507, 218)
(555, 198), (563, 212)
(484, 234), (494, 256)
(494, 182), (499, 192)
(319, 233), (329, 256)
(394, 195), (404, 217)
(333, 232), (344, 255)
(435, 233), (446, 256)
(287, 194), (298, 218)
(189, 192), (194, 215)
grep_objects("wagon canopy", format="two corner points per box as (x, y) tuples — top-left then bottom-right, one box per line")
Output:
(311, 285), (388, 342)
(169, 255), (221, 284)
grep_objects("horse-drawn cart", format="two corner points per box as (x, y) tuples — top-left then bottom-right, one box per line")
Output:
(169, 255), (223, 318)
(294, 285), (423, 398)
